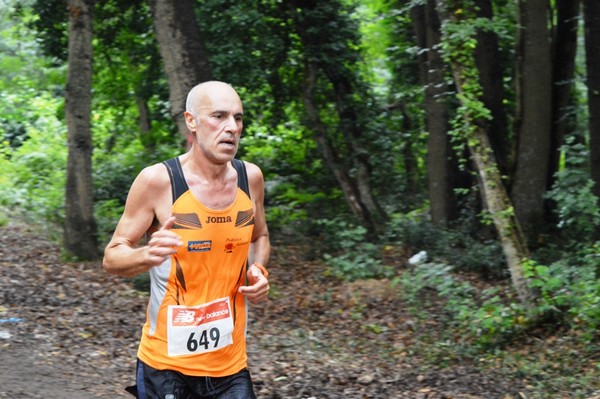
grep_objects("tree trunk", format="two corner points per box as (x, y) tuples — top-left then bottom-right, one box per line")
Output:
(410, 1), (457, 226)
(287, 0), (386, 236)
(64, 0), (98, 260)
(136, 95), (151, 136)
(436, 0), (537, 312)
(511, 0), (553, 241)
(583, 0), (600, 201)
(465, 123), (535, 311)
(149, 0), (212, 138)
(473, 0), (510, 178)
(549, 0), (581, 193)
(397, 103), (420, 200)
(303, 64), (377, 233)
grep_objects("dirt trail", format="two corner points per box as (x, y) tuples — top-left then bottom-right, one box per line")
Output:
(1, 220), (531, 398)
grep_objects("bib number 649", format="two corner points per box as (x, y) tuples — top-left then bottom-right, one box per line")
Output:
(187, 327), (220, 352)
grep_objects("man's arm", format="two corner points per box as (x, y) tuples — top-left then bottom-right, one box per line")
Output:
(247, 161), (270, 268)
(239, 161), (271, 303)
(102, 164), (181, 277)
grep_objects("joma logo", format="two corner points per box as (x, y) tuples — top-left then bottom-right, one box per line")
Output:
(205, 216), (232, 224)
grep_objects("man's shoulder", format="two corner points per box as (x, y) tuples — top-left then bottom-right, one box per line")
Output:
(237, 161), (265, 201)
(243, 161), (264, 184)
(134, 161), (171, 188)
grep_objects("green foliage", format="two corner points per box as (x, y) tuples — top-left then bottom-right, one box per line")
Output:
(28, 0), (68, 61)
(546, 139), (600, 242)
(94, 199), (124, 247)
(240, 97), (356, 235)
(0, 96), (67, 224)
(386, 212), (506, 278)
(523, 259), (569, 313)
(394, 261), (525, 349)
(395, 241), (600, 353)
(0, 207), (9, 227)
(0, 2), (66, 227)
(1, 0), (180, 245)
(240, 102), (319, 175)
(391, 192), (598, 349)
(92, 137), (180, 244)
(318, 219), (394, 281)
(132, 272), (151, 294)
(523, 252), (600, 342)
(92, 0), (169, 144)
(264, 182), (325, 229)
(465, 292), (526, 347)
(199, 0), (408, 214)
(439, 10), (494, 160)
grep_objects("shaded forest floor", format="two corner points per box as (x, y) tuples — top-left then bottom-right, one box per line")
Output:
(1, 219), (599, 398)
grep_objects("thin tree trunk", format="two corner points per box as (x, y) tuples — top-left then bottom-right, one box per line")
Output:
(436, 0), (537, 311)
(287, 0), (386, 236)
(398, 103), (420, 200)
(549, 0), (581, 193)
(136, 95), (151, 136)
(149, 0), (212, 139)
(411, 1), (457, 225)
(64, 0), (98, 260)
(473, 0), (510, 178)
(583, 0), (600, 201)
(511, 0), (553, 241)
(303, 64), (377, 233)
(465, 121), (535, 310)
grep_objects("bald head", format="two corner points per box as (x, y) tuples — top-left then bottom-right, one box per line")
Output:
(185, 81), (242, 116)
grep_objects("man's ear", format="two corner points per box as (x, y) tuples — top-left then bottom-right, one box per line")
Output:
(184, 111), (197, 130)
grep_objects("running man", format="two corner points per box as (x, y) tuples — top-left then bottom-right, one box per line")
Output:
(103, 81), (270, 398)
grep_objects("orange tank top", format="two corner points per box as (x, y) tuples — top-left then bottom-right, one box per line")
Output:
(137, 158), (255, 376)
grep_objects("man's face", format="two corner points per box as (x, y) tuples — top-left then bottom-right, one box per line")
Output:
(185, 86), (244, 163)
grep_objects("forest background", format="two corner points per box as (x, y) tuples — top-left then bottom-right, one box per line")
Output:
(0, 0), (599, 397)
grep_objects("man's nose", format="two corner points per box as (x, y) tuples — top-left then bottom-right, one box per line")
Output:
(225, 115), (241, 132)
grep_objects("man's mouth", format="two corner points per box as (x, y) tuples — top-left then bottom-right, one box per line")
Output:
(219, 139), (235, 146)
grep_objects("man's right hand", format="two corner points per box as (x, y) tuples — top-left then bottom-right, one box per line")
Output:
(147, 216), (183, 266)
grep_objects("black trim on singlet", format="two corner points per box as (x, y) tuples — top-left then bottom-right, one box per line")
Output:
(162, 157), (189, 203)
(232, 158), (251, 199)
(162, 157), (250, 203)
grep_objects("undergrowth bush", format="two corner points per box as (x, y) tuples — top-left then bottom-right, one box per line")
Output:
(317, 218), (394, 281)
(394, 262), (527, 350)
(546, 139), (600, 243)
(524, 246), (600, 342)
(385, 213), (506, 278)
(0, 108), (67, 224)
(394, 240), (600, 353)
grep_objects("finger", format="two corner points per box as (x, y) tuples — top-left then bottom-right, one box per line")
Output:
(247, 290), (269, 304)
(148, 244), (177, 257)
(148, 234), (182, 248)
(240, 277), (267, 290)
(150, 217), (182, 247)
(161, 216), (177, 230)
(238, 285), (255, 294)
(248, 265), (267, 282)
(239, 281), (269, 295)
(251, 268), (262, 279)
(146, 246), (176, 266)
(246, 268), (260, 284)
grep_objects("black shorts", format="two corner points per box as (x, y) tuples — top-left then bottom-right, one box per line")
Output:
(127, 359), (257, 399)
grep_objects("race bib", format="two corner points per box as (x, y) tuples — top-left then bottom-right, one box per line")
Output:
(167, 297), (234, 357)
